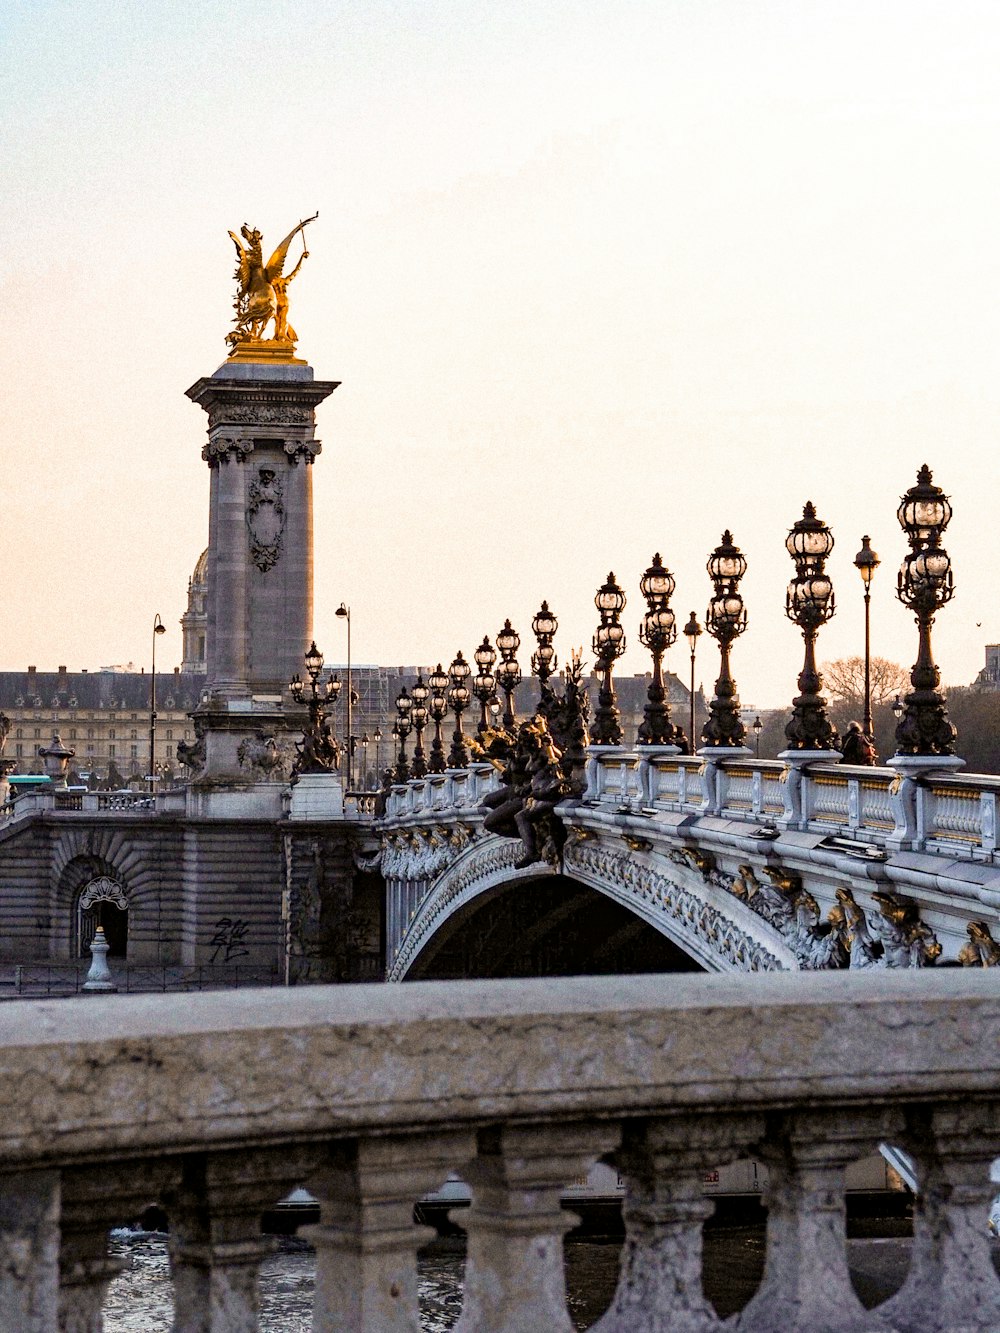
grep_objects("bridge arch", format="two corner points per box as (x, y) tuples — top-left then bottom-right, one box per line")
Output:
(387, 832), (792, 980)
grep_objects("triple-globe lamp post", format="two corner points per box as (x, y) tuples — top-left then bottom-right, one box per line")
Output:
(410, 675), (429, 778)
(394, 687), (412, 782)
(701, 533), (749, 749)
(531, 601), (558, 701)
(472, 638), (498, 734)
(637, 553), (682, 748)
(591, 573), (627, 745)
(783, 502), (839, 752)
(427, 665), (450, 773)
(495, 620), (521, 733)
(894, 465), (958, 758)
(447, 653), (472, 767)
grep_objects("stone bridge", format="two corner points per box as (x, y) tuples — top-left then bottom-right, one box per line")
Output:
(376, 748), (1000, 982)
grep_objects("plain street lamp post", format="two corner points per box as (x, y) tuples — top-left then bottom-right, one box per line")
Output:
(360, 732), (370, 787)
(853, 535), (881, 741)
(335, 603), (352, 788)
(373, 726), (383, 777)
(149, 613), (166, 793)
(753, 716), (762, 758)
(682, 613), (702, 755)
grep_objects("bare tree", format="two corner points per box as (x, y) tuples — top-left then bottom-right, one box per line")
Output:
(821, 656), (910, 708)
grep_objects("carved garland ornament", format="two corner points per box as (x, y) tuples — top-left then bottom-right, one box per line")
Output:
(209, 403), (313, 428)
(246, 468), (285, 573)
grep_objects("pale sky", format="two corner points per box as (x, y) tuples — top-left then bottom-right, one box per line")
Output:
(3, 0), (1000, 706)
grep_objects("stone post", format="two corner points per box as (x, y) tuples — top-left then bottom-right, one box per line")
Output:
(736, 1108), (897, 1333)
(305, 1131), (473, 1332)
(879, 1101), (1000, 1332)
(455, 1121), (617, 1333)
(0, 1169), (60, 1333)
(593, 1114), (762, 1333)
(166, 1147), (316, 1332)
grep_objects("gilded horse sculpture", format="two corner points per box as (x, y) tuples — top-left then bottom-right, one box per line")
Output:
(226, 213), (317, 354)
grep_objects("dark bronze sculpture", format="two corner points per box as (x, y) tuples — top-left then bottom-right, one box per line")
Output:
(480, 654), (590, 868)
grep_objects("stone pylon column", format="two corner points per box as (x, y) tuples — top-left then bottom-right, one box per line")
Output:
(185, 359), (338, 798)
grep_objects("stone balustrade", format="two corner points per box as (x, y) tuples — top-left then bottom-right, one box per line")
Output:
(577, 748), (1000, 860)
(2, 972), (999, 1331)
(384, 761), (501, 820)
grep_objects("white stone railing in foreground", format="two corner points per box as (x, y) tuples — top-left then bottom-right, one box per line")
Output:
(2, 971), (999, 1331)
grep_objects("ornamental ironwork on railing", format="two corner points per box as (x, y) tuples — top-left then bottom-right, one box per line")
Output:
(0, 972), (998, 1330)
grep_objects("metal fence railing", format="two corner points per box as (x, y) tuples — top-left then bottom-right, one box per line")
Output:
(0, 961), (282, 1000)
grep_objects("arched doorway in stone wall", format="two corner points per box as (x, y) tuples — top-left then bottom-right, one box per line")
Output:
(75, 875), (130, 960)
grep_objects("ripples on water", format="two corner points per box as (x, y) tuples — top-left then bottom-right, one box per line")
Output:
(104, 1225), (932, 1330)
(104, 1231), (621, 1332)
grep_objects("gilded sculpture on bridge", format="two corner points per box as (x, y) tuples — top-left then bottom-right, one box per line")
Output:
(225, 214), (317, 357)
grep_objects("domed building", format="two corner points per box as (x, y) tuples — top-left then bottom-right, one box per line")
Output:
(180, 549), (208, 675)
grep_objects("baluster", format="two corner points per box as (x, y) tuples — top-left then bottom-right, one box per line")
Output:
(454, 1121), (616, 1333)
(593, 1113), (760, 1333)
(167, 1146), (316, 1332)
(0, 1168), (60, 1332)
(306, 1130), (472, 1333)
(736, 1108), (897, 1333)
(59, 1160), (174, 1332)
(879, 1101), (1000, 1332)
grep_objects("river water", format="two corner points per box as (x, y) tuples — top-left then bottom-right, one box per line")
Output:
(101, 1227), (926, 1330)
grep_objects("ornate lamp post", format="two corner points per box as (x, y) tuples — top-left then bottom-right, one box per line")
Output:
(394, 687), (412, 782)
(531, 601), (558, 700)
(783, 502), (839, 753)
(289, 641), (340, 773)
(447, 653), (472, 767)
(701, 533), (748, 749)
(472, 638), (498, 734)
(148, 613), (167, 793)
(495, 620), (522, 732)
(853, 535), (881, 741)
(893, 465), (958, 760)
(682, 612), (702, 753)
(410, 676), (429, 778)
(637, 554), (681, 747)
(427, 664), (449, 773)
(591, 572), (627, 745)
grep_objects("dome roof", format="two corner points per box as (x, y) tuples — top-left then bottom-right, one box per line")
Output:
(191, 548), (208, 587)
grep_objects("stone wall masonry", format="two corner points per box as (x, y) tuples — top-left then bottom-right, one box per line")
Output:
(0, 972), (998, 1330)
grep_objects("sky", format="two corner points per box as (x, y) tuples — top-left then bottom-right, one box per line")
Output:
(3, 0), (1000, 706)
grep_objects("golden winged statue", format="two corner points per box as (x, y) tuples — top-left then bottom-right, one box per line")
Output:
(225, 213), (318, 357)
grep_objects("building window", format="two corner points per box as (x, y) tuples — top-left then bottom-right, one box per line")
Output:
(87, 744), (94, 754)
(109, 744), (116, 757)
(69, 729), (77, 740)
(184, 729), (192, 740)
(166, 729), (173, 740)
(109, 713), (116, 722)
(15, 744), (22, 757)
(87, 728), (94, 739)
(109, 729), (115, 740)
(15, 729), (21, 740)
(130, 745), (138, 758)
(131, 713), (137, 721)
(33, 729), (40, 739)
(130, 729), (137, 741)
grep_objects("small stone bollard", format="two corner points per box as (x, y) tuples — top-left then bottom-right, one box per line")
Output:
(82, 926), (117, 993)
